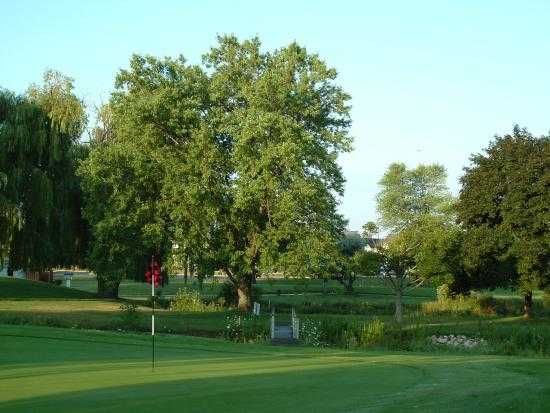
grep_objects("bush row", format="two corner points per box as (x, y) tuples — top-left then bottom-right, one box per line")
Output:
(302, 316), (550, 356)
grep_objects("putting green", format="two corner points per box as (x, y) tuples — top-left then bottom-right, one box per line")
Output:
(1, 325), (549, 412)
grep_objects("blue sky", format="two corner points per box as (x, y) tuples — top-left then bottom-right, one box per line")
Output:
(2, 1), (549, 230)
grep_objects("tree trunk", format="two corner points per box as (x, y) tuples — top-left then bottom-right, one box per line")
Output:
(523, 291), (533, 319)
(344, 277), (354, 294)
(97, 277), (120, 298)
(7, 262), (13, 277)
(183, 255), (188, 285)
(395, 290), (403, 323)
(344, 272), (356, 294)
(237, 280), (252, 312)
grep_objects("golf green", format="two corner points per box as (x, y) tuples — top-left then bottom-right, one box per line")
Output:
(1, 324), (549, 412)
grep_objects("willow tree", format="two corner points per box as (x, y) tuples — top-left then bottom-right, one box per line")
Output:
(0, 71), (87, 273)
(82, 36), (351, 308)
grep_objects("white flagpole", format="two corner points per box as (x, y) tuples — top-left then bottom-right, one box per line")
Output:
(152, 257), (155, 372)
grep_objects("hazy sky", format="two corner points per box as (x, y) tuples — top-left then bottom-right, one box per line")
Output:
(2, 1), (549, 230)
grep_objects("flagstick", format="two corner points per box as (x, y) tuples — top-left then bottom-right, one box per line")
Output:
(152, 257), (155, 372)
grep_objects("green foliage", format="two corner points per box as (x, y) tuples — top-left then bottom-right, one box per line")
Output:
(300, 318), (323, 346)
(224, 314), (268, 342)
(361, 221), (379, 239)
(27, 70), (87, 138)
(78, 143), (171, 297)
(410, 219), (468, 293)
(458, 126), (550, 306)
(265, 298), (375, 315)
(436, 284), (451, 301)
(0, 72), (88, 272)
(375, 162), (463, 320)
(119, 302), (139, 329)
(422, 293), (529, 317)
(170, 288), (219, 312)
(339, 231), (365, 257)
(83, 36), (352, 309)
(0, 277), (95, 299)
(359, 318), (386, 347)
(352, 250), (381, 276)
(377, 162), (454, 233)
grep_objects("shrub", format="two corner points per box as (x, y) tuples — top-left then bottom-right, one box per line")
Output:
(421, 293), (513, 316)
(170, 288), (219, 312)
(473, 293), (498, 315)
(147, 291), (170, 309)
(300, 318), (323, 346)
(224, 314), (268, 343)
(119, 303), (140, 329)
(422, 295), (470, 315)
(342, 328), (358, 349)
(436, 284), (451, 301)
(267, 300), (374, 316)
(318, 317), (354, 346)
(360, 318), (385, 347)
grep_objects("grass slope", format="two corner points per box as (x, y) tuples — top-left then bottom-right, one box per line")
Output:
(0, 277), (96, 299)
(1, 324), (549, 412)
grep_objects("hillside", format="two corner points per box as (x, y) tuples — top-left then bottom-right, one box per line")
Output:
(0, 277), (96, 299)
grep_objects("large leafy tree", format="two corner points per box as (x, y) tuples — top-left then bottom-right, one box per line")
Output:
(204, 37), (351, 310)
(0, 71), (88, 273)
(79, 143), (170, 297)
(458, 126), (550, 317)
(81, 36), (351, 308)
(79, 53), (213, 297)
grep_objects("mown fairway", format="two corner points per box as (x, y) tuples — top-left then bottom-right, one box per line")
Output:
(1, 325), (549, 413)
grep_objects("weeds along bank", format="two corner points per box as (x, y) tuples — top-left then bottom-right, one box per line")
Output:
(2, 283), (550, 357)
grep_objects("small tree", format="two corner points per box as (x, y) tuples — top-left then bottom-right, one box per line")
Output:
(375, 162), (460, 320)
(362, 221), (379, 239)
(378, 233), (422, 323)
(352, 250), (382, 277)
(332, 231), (365, 293)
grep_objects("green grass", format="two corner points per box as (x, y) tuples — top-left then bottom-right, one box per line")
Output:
(63, 274), (438, 301)
(1, 277), (549, 410)
(0, 277), (96, 299)
(0, 298), (243, 336)
(1, 324), (549, 412)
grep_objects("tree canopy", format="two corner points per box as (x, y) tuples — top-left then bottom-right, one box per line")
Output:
(0, 71), (88, 272)
(80, 36), (352, 308)
(377, 163), (453, 233)
(375, 162), (461, 319)
(458, 126), (550, 316)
